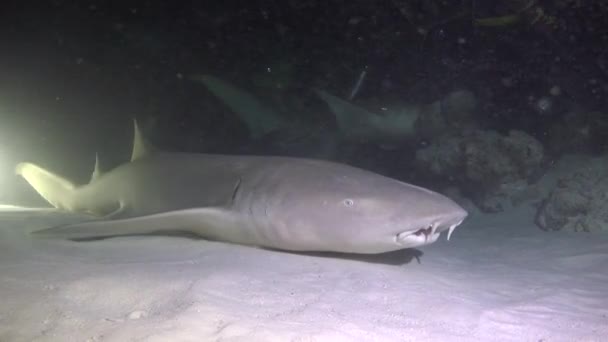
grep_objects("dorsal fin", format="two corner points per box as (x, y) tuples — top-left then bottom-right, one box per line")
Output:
(131, 118), (155, 162)
(89, 153), (103, 183)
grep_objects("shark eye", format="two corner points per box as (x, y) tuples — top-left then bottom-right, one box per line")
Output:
(343, 199), (355, 207)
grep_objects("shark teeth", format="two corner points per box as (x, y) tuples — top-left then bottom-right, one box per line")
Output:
(431, 223), (438, 236)
(447, 223), (458, 241)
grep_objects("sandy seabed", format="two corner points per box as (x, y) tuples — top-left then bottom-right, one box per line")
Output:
(0, 201), (607, 342)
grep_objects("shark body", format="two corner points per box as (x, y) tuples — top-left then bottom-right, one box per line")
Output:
(16, 121), (467, 254)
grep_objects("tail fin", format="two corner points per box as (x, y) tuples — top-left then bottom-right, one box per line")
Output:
(15, 162), (77, 210)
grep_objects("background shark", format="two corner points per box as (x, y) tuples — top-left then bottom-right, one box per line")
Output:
(191, 74), (477, 153)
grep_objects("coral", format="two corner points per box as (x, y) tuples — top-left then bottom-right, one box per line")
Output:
(536, 162), (608, 232)
(502, 130), (545, 179)
(416, 129), (545, 212)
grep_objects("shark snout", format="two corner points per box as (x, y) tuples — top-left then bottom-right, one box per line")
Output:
(436, 206), (468, 240)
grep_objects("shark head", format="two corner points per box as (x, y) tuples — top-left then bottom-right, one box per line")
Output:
(250, 160), (468, 254)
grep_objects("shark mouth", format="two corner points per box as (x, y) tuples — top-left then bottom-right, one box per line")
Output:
(394, 222), (461, 248)
(418, 222), (459, 241)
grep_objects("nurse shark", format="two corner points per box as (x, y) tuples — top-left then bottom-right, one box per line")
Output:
(16, 120), (467, 254)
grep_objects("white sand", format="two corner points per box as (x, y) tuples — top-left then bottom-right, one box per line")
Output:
(1, 205), (607, 342)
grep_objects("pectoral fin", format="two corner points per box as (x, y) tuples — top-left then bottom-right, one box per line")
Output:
(32, 208), (254, 244)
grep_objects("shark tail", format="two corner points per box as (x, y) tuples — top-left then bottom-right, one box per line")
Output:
(15, 162), (77, 211)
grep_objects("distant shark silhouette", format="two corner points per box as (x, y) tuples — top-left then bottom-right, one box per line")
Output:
(191, 74), (475, 149)
(313, 88), (427, 144)
(15, 120), (467, 254)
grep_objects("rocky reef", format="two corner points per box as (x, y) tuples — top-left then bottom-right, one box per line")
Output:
(536, 157), (608, 232)
(416, 129), (545, 212)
